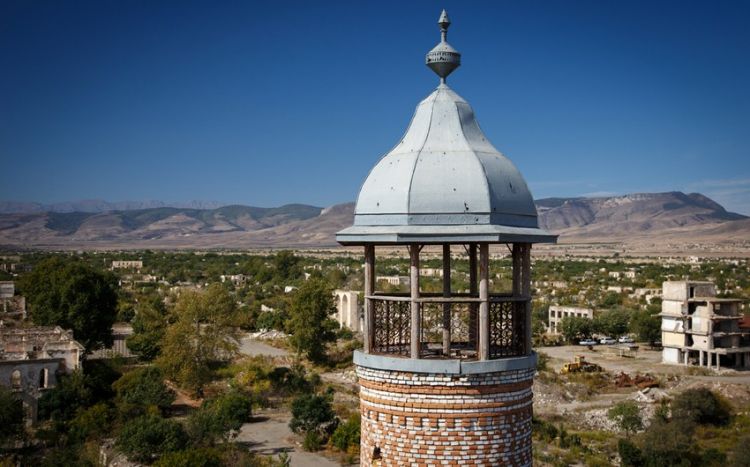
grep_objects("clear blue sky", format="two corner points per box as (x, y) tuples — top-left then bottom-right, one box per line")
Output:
(2, 1), (749, 214)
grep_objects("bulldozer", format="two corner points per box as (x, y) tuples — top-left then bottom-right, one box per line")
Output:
(560, 355), (603, 374)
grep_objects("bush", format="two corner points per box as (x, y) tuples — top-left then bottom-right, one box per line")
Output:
(731, 435), (750, 467)
(618, 438), (643, 467)
(0, 386), (24, 443)
(303, 431), (323, 452)
(608, 401), (643, 434)
(113, 366), (175, 417)
(671, 388), (731, 427)
(153, 448), (223, 467)
(116, 414), (188, 462)
(187, 391), (252, 445)
(68, 403), (113, 443)
(330, 414), (360, 451)
(289, 393), (337, 436)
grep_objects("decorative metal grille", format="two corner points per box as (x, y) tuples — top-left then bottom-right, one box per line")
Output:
(489, 299), (527, 358)
(371, 298), (410, 356)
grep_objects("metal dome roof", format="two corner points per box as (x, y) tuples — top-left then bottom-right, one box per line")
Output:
(336, 11), (556, 245)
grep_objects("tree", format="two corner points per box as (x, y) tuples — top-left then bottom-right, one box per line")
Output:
(287, 279), (337, 363)
(559, 316), (593, 343)
(0, 386), (24, 444)
(608, 401), (643, 434)
(671, 388), (731, 427)
(116, 414), (188, 462)
(186, 391), (252, 445)
(289, 393), (337, 436)
(38, 370), (92, 422)
(127, 296), (169, 360)
(640, 419), (700, 466)
(594, 308), (630, 337)
(156, 284), (240, 394)
(19, 257), (118, 350)
(113, 366), (175, 417)
(629, 307), (661, 344)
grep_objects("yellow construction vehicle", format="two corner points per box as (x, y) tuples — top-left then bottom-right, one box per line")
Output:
(560, 355), (603, 374)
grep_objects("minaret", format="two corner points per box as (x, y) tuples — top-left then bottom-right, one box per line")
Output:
(337, 11), (556, 466)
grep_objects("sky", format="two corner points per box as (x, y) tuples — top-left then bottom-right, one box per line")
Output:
(1, 1), (749, 214)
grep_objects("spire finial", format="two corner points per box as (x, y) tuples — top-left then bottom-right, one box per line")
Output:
(426, 10), (461, 84)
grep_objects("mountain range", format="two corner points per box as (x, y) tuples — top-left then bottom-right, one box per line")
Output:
(0, 192), (747, 250)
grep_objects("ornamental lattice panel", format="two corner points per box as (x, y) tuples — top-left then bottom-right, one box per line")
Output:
(372, 299), (410, 356)
(489, 300), (527, 358)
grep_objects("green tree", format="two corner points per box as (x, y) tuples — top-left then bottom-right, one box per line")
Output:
(127, 296), (169, 360)
(671, 388), (731, 427)
(156, 284), (240, 394)
(0, 386), (24, 444)
(186, 391), (252, 445)
(287, 279), (337, 363)
(608, 401), (643, 434)
(19, 257), (118, 350)
(629, 307), (661, 344)
(559, 316), (593, 343)
(113, 366), (175, 417)
(289, 393), (337, 436)
(640, 419), (699, 466)
(38, 370), (92, 422)
(68, 403), (114, 443)
(594, 308), (630, 337)
(116, 414), (188, 463)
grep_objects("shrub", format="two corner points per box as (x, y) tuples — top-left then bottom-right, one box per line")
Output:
(671, 388), (731, 427)
(116, 414), (188, 462)
(618, 438), (643, 467)
(0, 386), (24, 443)
(608, 401), (643, 434)
(731, 435), (750, 466)
(187, 391), (252, 445)
(289, 393), (337, 436)
(153, 448), (223, 467)
(330, 415), (360, 451)
(113, 366), (175, 417)
(303, 431), (323, 452)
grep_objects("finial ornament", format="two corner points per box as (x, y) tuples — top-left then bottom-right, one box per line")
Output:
(426, 9), (461, 83)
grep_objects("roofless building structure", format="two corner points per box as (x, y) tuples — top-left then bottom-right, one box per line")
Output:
(337, 11), (556, 466)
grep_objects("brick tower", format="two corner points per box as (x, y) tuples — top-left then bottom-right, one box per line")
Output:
(336, 10), (557, 466)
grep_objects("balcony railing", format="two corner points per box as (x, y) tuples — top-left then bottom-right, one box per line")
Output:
(368, 293), (528, 360)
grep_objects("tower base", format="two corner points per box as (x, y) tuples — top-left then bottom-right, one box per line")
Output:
(354, 352), (536, 467)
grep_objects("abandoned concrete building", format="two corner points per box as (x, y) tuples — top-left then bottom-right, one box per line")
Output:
(334, 290), (362, 332)
(336, 11), (556, 466)
(661, 281), (750, 370)
(111, 260), (143, 270)
(547, 306), (593, 335)
(0, 326), (84, 423)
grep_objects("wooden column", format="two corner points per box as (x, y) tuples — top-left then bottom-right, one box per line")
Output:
(468, 243), (478, 351)
(410, 245), (421, 359)
(363, 245), (375, 353)
(513, 243), (532, 354)
(442, 244), (452, 356)
(479, 243), (490, 360)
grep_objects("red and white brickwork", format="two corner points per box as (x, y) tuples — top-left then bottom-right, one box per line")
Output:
(356, 365), (535, 466)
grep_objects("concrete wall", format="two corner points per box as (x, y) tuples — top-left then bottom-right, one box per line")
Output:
(663, 347), (681, 364)
(334, 290), (362, 332)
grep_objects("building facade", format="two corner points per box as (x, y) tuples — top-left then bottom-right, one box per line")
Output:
(334, 290), (362, 332)
(0, 326), (84, 423)
(547, 306), (593, 335)
(661, 281), (749, 370)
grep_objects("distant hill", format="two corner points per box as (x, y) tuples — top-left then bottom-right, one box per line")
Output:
(0, 199), (228, 214)
(0, 192), (747, 249)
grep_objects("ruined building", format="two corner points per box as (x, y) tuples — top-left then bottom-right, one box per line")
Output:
(0, 326), (84, 423)
(661, 281), (749, 370)
(337, 11), (556, 466)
